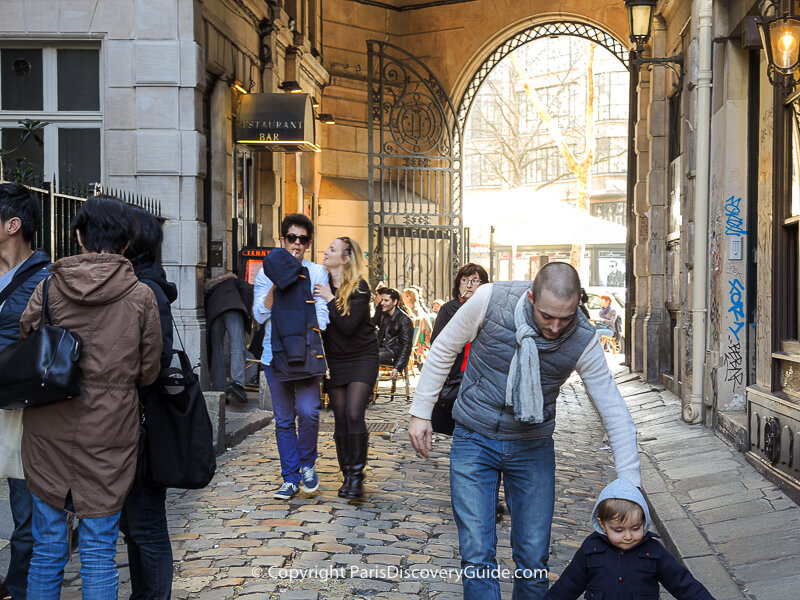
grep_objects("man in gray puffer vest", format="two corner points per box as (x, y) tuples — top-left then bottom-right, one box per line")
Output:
(409, 262), (640, 600)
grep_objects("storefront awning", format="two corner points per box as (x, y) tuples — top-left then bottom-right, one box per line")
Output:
(235, 93), (320, 152)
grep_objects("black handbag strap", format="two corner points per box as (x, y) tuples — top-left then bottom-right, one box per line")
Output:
(0, 260), (46, 307)
(38, 276), (53, 329)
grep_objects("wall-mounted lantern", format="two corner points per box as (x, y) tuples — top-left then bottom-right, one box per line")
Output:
(624, 0), (684, 87)
(758, 0), (800, 89)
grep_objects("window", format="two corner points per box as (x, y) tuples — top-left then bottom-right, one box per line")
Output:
(591, 200), (626, 225)
(529, 146), (568, 183)
(594, 137), (627, 174)
(0, 44), (101, 185)
(595, 71), (628, 121)
(465, 152), (501, 188)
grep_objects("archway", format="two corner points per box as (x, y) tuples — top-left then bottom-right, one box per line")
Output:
(454, 19), (634, 356)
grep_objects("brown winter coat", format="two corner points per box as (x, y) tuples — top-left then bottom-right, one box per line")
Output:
(20, 253), (162, 518)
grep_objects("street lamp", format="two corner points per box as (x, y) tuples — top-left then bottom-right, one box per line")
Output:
(758, 0), (800, 88)
(623, 0), (684, 87)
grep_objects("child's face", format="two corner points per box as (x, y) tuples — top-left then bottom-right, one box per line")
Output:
(598, 510), (645, 550)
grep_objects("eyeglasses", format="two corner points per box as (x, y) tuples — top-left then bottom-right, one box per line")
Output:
(285, 233), (310, 244)
(461, 278), (481, 287)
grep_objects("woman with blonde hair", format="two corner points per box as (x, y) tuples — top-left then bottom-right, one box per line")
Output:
(314, 237), (378, 498)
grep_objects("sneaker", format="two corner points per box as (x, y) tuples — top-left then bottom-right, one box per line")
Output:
(226, 383), (248, 405)
(299, 465), (320, 493)
(273, 481), (299, 500)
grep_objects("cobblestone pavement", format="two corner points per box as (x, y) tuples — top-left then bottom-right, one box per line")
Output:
(51, 367), (624, 600)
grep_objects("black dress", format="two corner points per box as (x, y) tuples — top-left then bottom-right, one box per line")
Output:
(322, 279), (380, 388)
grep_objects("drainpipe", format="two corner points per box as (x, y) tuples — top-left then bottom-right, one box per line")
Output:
(687, 0), (713, 423)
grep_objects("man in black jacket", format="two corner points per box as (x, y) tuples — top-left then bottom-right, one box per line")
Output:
(374, 287), (413, 379)
(204, 272), (253, 404)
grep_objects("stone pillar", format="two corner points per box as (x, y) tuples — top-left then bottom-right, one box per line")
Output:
(630, 68), (651, 374)
(641, 20), (671, 382)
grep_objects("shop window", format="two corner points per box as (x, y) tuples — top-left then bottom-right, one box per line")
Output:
(0, 45), (101, 185)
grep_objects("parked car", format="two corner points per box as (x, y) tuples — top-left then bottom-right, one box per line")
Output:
(585, 286), (626, 349)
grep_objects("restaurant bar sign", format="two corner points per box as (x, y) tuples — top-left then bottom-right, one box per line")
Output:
(235, 93), (320, 152)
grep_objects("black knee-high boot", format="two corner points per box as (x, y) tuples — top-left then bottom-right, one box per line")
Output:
(345, 432), (368, 498)
(334, 435), (351, 497)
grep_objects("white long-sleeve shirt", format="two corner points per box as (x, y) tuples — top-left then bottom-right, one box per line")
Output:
(252, 259), (329, 366)
(411, 283), (641, 486)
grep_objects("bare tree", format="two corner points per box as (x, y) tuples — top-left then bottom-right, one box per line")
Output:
(510, 43), (597, 270)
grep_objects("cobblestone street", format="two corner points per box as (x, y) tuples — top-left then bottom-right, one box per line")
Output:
(48, 369), (620, 600)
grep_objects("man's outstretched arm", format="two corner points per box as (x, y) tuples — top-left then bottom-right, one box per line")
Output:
(575, 335), (641, 486)
(409, 283), (490, 456)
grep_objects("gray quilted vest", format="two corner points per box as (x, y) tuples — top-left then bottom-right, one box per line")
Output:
(451, 281), (596, 440)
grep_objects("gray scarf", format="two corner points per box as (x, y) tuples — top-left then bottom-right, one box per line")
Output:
(504, 291), (580, 423)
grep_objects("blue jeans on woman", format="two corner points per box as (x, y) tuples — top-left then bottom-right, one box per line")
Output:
(449, 424), (555, 600)
(28, 493), (120, 600)
(263, 365), (321, 484)
(119, 484), (173, 599)
(6, 477), (34, 600)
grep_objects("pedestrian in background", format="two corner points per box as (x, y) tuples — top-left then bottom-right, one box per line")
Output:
(120, 206), (177, 600)
(428, 263), (489, 436)
(0, 183), (51, 600)
(314, 236), (378, 499)
(204, 269), (253, 404)
(20, 195), (162, 599)
(253, 213), (329, 501)
(373, 287), (413, 380)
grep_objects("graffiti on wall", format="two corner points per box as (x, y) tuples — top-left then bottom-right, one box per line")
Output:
(727, 277), (745, 342)
(724, 196), (747, 236)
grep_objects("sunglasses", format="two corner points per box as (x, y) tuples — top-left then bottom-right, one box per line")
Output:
(285, 233), (310, 244)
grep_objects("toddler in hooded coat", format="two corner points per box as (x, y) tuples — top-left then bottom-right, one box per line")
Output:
(545, 478), (716, 600)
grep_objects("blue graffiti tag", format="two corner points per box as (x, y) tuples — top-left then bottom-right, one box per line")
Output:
(724, 196), (747, 236)
(728, 278), (745, 341)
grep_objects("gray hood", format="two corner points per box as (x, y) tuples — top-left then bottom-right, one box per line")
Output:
(591, 477), (651, 535)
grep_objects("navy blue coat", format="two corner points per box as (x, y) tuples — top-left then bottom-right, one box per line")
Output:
(546, 531), (716, 600)
(262, 248), (326, 382)
(0, 249), (51, 351)
(130, 254), (177, 371)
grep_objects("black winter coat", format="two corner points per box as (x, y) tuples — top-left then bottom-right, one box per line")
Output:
(430, 297), (467, 380)
(204, 273), (253, 327)
(262, 248), (326, 382)
(545, 531), (716, 600)
(374, 307), (413, 372)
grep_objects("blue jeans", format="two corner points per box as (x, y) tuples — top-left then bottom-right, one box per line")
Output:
(28, 493), (120, 600)
(450, 424), (555, 600)
(209, 310), (246, 391)
(119, 485), (173, 599)
(6, 478), (34, 600)
(263, 365), (320, 485)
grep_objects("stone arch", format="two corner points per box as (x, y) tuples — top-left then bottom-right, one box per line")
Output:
(451, 14), (631, 130)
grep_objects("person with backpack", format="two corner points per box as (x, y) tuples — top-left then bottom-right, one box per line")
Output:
(119, 206), (177, 600)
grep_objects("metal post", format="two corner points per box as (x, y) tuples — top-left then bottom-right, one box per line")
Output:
(489, 225), (495, 281)
(47, 180), (56, 259)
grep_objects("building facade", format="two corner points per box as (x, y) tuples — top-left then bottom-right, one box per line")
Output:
(2, 0), (799, 498)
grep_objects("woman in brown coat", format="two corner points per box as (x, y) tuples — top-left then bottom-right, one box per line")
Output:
(19, 196), (162, 599)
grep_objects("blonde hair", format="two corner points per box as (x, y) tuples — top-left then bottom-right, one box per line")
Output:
(335, 237), (367, 316)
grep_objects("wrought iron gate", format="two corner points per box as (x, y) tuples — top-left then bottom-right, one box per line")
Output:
(367, 40), (463, 301)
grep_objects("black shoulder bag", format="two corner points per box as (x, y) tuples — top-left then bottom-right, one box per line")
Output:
(430, 373), (462, 436)
(140, 319), (216, 489)
(0, 277), (82, 409)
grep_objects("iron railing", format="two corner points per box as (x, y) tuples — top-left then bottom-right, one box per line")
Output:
(1, 172), (162, 261)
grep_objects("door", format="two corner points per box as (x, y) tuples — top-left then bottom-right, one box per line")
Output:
(367, 40), (464, 301)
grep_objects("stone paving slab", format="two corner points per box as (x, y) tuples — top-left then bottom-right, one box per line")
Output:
(623, 368), (800, 600)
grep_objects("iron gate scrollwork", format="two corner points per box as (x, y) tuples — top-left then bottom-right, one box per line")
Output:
(367, 40), (463, 301)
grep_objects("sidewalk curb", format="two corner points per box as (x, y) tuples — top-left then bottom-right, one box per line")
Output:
(640, 453), (749, 600)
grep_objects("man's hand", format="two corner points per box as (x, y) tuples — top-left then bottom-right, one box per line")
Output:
(409, 416), (433, 458)
(263, 287), (275, 309)
(390, 368), (399, 379)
